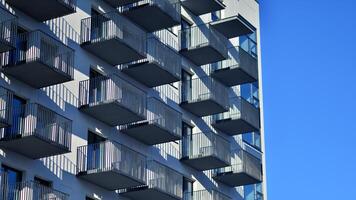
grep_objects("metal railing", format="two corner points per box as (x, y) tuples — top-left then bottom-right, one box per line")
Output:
(76, 140), (147, 184)
(210, 46), (258, 78)
(120, 34), (181, 80)
(0, 180), (69, 200)
(119, 0), (181, 24)
(153, 29), (179, 51)
(180, 76), (229, 108)
(183, 190), (231, 200)
(0, 8), (17, 52)
(179, 24), (228, 57)
(120, 97), (182, 138)
(181, 132), (230, 165)
(0, 103), (72, 150)
(0, 87), (13, 127)
(215, 150), (262, 181)
(0, 30), (74, 78)
(80, 11), (146, 57)
(154, 84), (180, 104)
(213, 96), (260, 129)
(78, 74), (147, 119)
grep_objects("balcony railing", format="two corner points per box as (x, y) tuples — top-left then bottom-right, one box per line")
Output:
(181, 132), (230, 170)
(213, 150), (262, 186)
(183, 190), (231, 200)
(179, 24), (228, 65)
(81, 11), (146, 65)
(77, 140), (147, 190)
(0, 180), (69, 200)
(120, 98), (182, 145)
(119, 160), (183, 200)
(0, 30), (75, 88)
(119, 0), (181, 32)
(119, 33), (181, 87)
(0, 8), (17, 53)
(0, 103), (72, 159)
(212, 96), (260, 135)
(210, 46), (258, 86)
(78, 74), (147, 126)
(180, 76), (229, 116)
(0, 87), (13, 128)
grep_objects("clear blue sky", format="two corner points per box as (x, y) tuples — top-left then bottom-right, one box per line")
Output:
(260, 0), (356, 199)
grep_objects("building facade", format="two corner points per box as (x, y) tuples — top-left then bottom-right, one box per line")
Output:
(0, 0), (266, 199)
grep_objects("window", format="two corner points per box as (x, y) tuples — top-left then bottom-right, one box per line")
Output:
(242, 132), (261, 150)
(180, 19), (191, 49)
(240, 32), (258, 58)
(183, 177), (194, 200)
(1, 165), (22, 200)
(211, 11), (221, 21)
(241, 82), (259, 108)
(181, 122), (193, 158)
(181, 70), (192, 102)
(5, 95), (26, 137)
(244, 184), (263, 200)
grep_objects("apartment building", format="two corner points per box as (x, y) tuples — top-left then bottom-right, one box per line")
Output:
(0, 0), (266, 199)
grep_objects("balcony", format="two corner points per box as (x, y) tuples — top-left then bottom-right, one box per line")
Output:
(183, 190), (231, 200)
(0, 180), (69, 200)
(179, 24), (228, 66)
(210, 15), (254, 39)
(5, 0), (76, 21)
(213, 150), (262, 187)
(0, 87), (13, 128)
(180, 132), (230, 171)
(0, 103), (72, 159)
(212, 97), (260, 135)
(120, 34), (181, 87)
(180, 76), (229, 117)
(0, 30), (74, 88)
(81, 11), (146, 65)
(76, 141), (147, 190)
(119, 160), (183, 200)
(210, 46), (258, 86)
(78, 74), (146, 126)
(181, 0), (225, 16)
(104, 0), (140, 7)
(0, 8), (17, 53)
(119, 0), (181, 32)
(120, 98), (182, 145)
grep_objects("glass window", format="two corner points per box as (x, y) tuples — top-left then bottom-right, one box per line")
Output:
(243, 132), (261, 150)
(244, 184), (263, 200)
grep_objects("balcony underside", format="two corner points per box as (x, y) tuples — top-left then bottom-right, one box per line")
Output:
(6, 0), (75, 21)
(180, 46), (227, 66)
(0, 40), (14, 53)
(2, 61), (73, 88)
(104, 0), (140, 7)
(121, 61), (180, 87)
(211, 66), (257, 86)
(181, 156), (230, 171)
(80, 100), (145, 126)
(212, 118), (259, 135)
(82, 37), (145, 65)
(121, 121), (180, 145)
(181, 0), (225, 15)
(0, 135), (70, 159)
(210, 16), (254, 39)
(78, 170), (145, 190)
(213, 172), (262, 187)
(120, 187), (181, 200)
(122, 3), (180, 32)
(180, 100), (228, 117)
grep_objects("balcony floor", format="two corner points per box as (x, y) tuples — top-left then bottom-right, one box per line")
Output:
(210, 16), (254, 39)
(180, 45), (227, 66)
(181, 0), (225, 15)
(213, 171), (262, 187)
(212, 67), (257, 86)
(212, 118), (259, 135)
(6, 0), (75, 21)
(180, 99), (228, 117)
(80, 100), (145, 126)
(121, 121), (180, 145)
(122, 61), (180, 87)
(122, 3), (180, 32)
(0, 135), (70, 159)
(120, 187), (181, 200)
(82, 37), (146, 65)
(78, 170), (145, 190)
(181, 156), (230, 171)
(0, 40), (14, 53)
(2, 61), (73, 88)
